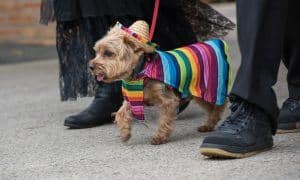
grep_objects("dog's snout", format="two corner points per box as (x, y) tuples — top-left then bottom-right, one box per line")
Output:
(89, 63), (95, 70)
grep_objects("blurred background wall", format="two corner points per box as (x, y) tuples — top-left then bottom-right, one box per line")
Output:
(0, 0), (55, 45)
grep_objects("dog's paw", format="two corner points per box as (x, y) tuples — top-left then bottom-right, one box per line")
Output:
(197, 125), (214, 132)
(151, 137), (168, 145)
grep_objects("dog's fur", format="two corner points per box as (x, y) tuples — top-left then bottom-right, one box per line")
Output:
(89, 26), (227, 145)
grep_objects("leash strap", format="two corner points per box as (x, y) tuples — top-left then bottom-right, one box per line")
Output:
(132, 0), (160, 80)
(149, 0), (160, 41)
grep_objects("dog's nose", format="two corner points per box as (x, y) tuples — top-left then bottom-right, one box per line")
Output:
(89, 63), (95, 70)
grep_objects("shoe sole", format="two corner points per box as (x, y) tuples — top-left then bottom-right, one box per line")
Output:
(64, 122), (105, 129)
(200, 142), (273, 159)
(277, 122), (300, 134)
(64, 122), (89, 129)
(200, 148), (267, 159)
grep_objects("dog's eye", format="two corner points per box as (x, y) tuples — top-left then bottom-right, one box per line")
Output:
(103, 50), (114, 58)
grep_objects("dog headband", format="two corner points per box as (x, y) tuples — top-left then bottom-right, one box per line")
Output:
(115, 22), (159, 50)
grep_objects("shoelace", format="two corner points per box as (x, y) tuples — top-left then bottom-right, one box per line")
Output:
(284, 98), (300, 111)
(218, 101), (253, 132)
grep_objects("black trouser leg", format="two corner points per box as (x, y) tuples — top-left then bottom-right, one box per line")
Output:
(282, 0), (300, 100)
(278, 3), (300, 132)
(231, 0), (288, 131)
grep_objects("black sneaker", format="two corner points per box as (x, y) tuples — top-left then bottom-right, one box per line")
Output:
(200, 98), (273, 158)
(277, 98), (300, 134)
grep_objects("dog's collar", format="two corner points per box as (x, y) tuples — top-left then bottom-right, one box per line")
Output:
(131, 53), (156, 79)
(132, 54), (146, 79)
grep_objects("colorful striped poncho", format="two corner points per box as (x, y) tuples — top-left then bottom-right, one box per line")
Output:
(122, 39), (232, 120)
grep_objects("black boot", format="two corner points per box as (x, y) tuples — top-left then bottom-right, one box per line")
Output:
(277, 98), (300, 133)
(64, 82), (123, 128)
(200, 97), (274, 158)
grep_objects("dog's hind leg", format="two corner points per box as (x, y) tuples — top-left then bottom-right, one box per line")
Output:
(146, 83), (180, 145)
(115, 101), (133, 142)
(194, 98), (227, 132)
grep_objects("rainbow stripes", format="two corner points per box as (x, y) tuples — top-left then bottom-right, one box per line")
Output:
(122, 79), (144, 120)
(122, 39), (232, 120)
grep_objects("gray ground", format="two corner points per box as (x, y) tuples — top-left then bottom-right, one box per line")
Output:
(0, 3), (299, 180)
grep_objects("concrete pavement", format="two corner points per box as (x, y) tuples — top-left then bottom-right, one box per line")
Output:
(0, 3), (299, 180)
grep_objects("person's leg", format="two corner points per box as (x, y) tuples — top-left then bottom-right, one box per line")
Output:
(200, 0), (288, 158)
(282, 1), (300, 99)
(277, 0), (300, 133)
(232, 0), (288, 128)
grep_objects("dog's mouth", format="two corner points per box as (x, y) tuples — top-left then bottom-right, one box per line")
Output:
(96, 73), (114, 83)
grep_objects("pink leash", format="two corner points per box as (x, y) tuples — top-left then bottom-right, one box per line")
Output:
(149, 0), (160, 41)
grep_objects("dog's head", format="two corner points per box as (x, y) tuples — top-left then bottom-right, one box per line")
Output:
(89, 26), (148, 83)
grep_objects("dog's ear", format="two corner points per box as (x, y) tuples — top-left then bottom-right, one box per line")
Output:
(123, 36), (143, 53)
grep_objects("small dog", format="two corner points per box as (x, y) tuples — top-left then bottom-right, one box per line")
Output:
(89, 21), (230, 145)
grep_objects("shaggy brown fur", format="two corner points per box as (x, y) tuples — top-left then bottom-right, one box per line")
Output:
(89, 25), (227, 145)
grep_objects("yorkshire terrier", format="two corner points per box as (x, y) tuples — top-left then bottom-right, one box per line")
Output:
(89, 21), (230, 145)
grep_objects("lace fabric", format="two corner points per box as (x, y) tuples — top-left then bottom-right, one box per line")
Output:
(180, 0), (235, 40)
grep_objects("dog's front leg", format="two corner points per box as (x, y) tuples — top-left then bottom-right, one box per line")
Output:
(115, 101), (133, 142)
(147, 84), (179, 145)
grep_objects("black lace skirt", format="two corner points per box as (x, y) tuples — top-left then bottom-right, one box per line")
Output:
(55, 0), (235, 101)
